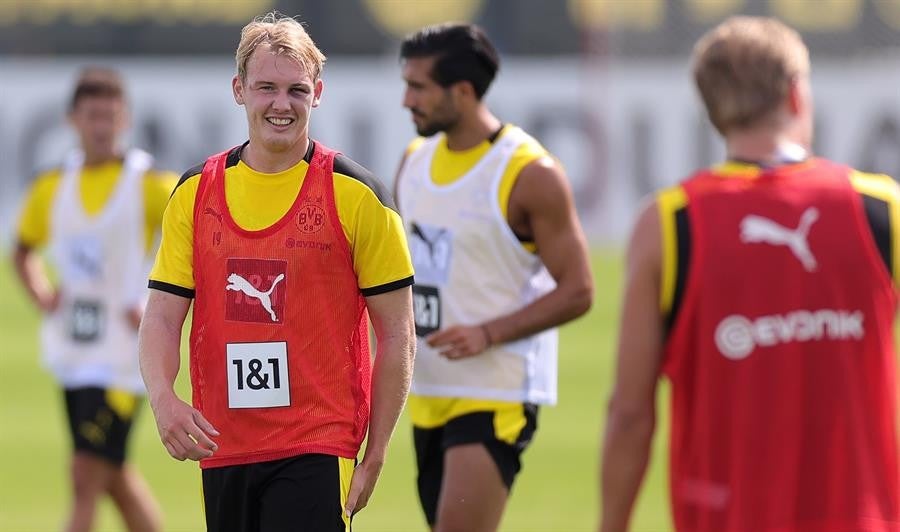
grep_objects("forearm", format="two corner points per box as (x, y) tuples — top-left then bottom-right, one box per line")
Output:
(138, 305), (185, 406)
(12, 244), (55, 309)
(363, 333), (414, 462)
(600, 407), (655, 532)
(485, 278), (593, 345)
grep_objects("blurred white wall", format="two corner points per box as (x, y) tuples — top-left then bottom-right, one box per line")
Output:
(4, 54), (900, 248)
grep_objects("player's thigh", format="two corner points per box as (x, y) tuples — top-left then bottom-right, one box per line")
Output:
(436, 443), (508, 532)
(435, 405), (539, 532)
(70, 451), (119, 495)
(258, 454), (351, 532)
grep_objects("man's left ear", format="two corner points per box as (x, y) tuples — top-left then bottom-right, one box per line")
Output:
(119, 107), (132, 130)
(312, 78), (324, 108)
(787, 76), (805, 116)
(451, 80), (477, 103)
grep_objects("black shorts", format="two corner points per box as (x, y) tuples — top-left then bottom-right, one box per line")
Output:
(64, 386), (141, 466)
(202, 453), (355, 532)
(413, 404), (538, 525)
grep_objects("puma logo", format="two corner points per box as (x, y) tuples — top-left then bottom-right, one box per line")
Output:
(740, 207), (819, 272)
(204, 207), (223, 223)
(226, 273), (285, 321)
(411, 222), (446, 258)
(72, 246), (103, 278)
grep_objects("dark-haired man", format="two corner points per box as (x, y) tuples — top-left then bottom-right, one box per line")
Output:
(396, 23), (594, 532)
(13, 66), (171, 532)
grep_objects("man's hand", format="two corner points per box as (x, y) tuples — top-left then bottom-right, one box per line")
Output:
(426, 324), (491, 359)
(150, 392), (219, 461)
(344, 458), (385, 518)
(13, 242), (61, 314)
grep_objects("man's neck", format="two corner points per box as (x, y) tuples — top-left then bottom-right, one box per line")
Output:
(241, 137), (309, 174)
(82, 150), (121, 167)
(443, 106), (502, 151)
(726, 129), (808, 166)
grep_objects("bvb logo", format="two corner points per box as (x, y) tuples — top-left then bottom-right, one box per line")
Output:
(298, 203), (326, 234)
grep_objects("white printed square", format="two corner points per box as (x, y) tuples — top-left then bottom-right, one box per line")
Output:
(226, 342), (290, 409)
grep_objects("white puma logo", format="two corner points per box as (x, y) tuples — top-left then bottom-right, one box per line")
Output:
(740, 207), (819, 272)
(226, 273), (285, 321)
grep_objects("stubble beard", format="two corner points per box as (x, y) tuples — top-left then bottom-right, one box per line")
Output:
(416, 115), (458, 137)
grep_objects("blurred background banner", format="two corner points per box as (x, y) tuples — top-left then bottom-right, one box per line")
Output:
(4, 0), (900, 56)
(5, 0), (900, 245)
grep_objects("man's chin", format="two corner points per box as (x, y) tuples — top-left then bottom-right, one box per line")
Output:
(416, 125), (442, 137)
(259, 135), (300, 154)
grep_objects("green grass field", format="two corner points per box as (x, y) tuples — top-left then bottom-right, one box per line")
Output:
(0, 252), (672, 531)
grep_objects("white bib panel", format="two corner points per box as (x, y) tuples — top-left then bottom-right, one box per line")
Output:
(41, 149), (152, 392)
(398, 127), (558, 404)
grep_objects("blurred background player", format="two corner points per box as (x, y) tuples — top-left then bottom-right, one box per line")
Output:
(601, 16), (900, 532)
(139, 12), (415, 532)
(12, 67), (171, 532)
(396, 23), (594, 532)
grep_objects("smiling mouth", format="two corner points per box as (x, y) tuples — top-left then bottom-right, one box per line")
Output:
(267, 117), (294, 126)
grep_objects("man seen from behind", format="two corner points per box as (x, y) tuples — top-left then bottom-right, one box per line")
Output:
(601, 16), (900, 532)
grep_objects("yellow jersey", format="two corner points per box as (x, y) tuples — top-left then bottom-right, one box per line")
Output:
(16, 157), (177, 254)
(149, 141), (414, 298)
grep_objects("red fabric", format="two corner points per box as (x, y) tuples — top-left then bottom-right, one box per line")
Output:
(663, 159), (900, 531)
(191, 143), (370, 469)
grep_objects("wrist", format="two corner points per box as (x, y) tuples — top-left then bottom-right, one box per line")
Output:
(480, 323), (493, 348)
(148, 386), (177, 409)
(362, 446), (387, 466)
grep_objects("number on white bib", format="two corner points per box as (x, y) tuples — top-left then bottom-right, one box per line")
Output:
(71, 299), (104, 343)
(413, 285), (441, 337)
(226, 342), (290, 408)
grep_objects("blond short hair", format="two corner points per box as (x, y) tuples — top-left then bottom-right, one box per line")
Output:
(235, 12), (326, 81)
(692, 16), (809, 134)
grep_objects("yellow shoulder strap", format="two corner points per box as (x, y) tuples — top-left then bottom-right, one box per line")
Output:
(657, 185), (688, 314)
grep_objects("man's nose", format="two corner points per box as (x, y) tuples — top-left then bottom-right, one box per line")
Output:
(402, 89), (416, 109)
(272, 89), (291, 111)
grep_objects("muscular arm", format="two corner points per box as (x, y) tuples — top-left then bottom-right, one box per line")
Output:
(599, 199), (665, 532)
(139, 289), (218, 461)
(344, 286), (415, 516)
(493, 157), (594, 339)
(428, 157), (593, 358)
(12, 241), (58, 312)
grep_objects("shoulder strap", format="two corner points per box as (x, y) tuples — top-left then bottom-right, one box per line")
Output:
(309, 140), (339, 173)
(193, 147), (235, 227)
(123, 148), (153, 176)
